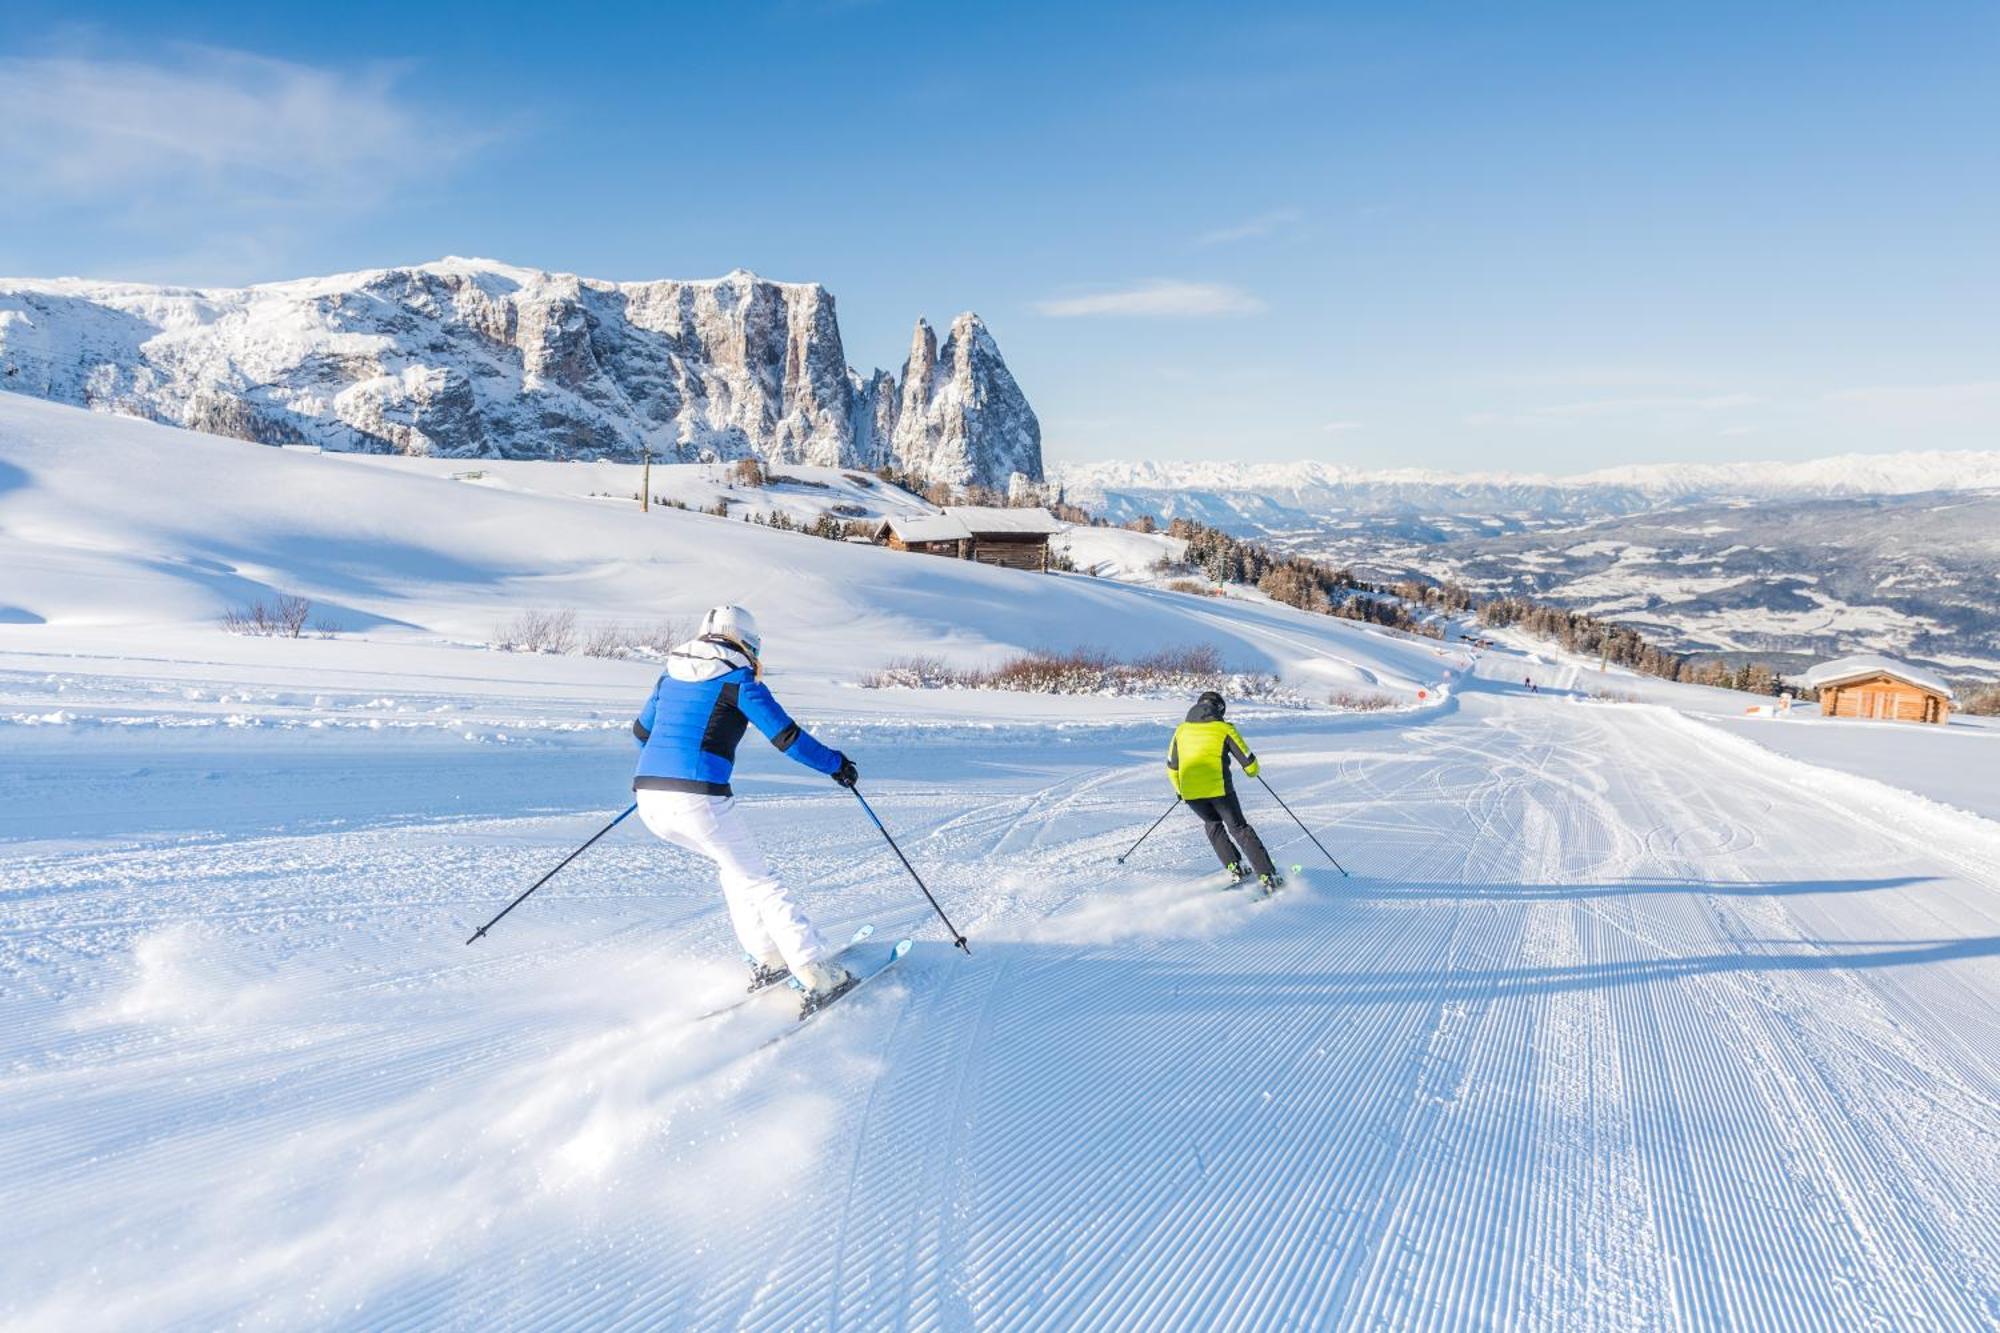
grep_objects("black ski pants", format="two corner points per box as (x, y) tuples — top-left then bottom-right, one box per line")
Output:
(1185, 791), (1274, 878)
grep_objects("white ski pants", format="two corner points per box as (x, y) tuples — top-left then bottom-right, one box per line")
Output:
(635, 789), (828, 971)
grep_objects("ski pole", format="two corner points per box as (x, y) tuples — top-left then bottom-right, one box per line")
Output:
(849, 786), (971, 955)
(1254, 774), (1348, 877)
(465, 802), (637, 944)
(1115, 797), (1182, 864)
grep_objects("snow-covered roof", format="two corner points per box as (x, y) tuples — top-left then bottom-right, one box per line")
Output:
(943, 506), (1065, 535)
(1802, 654), (1954, 699)
(879, 513), (973, 543)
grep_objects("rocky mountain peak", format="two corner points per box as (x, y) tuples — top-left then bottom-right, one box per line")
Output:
(0, 260), (1041, 488)
(884, 311), (1041, 490)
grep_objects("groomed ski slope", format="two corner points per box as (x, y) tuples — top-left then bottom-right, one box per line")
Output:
(2, 394), (1998, 1329)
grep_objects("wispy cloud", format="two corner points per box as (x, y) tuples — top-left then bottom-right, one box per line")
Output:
(1322, 420), (1363, 434)
(1033, 279), (1265, 319)
(1467, 393), (1761, 427)
(1825, 380), (2000, 427)
(1470, 366), (1702, 391)
(1530, 393), (1762, 420)
(1194, 207), (1303, 246)
(0, 44), (493, 278)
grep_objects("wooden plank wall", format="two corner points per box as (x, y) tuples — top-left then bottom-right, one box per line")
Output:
(1819, 675), (1948, 724)
(968, 536), (1048, 571)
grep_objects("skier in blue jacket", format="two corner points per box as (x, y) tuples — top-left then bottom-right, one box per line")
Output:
(633, 604), (859, 999)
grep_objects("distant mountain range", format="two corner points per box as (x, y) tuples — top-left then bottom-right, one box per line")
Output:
(0, 258), (1043, 489)
(1055, 453), (2000, 526)
(1055, 454), (2000, 677)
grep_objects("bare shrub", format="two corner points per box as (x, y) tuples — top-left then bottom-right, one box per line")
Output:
(860, 655), (957, 689)
(221, 604), (264, 636)
(311, 616), (341, 640)
(1166, 578), (1221, 598)
(1328, 690), (1396, 712)
(1137, 643), (1223, 677)
(495, 608), (579, 654)
(275, 594), (312, 638)
(628, 617), (697, 658)
(985, 648), (1121, 694)
(860, 642), (1291, 701)
(1944, 684), (1992, 716)
(584, 623), (631, 658)
(222, 593), (312, 638)
(732, 458), (767, 487)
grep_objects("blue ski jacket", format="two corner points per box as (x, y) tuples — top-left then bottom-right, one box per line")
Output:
(632, 637), (843, 795)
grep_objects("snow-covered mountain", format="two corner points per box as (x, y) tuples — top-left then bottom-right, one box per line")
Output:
(0, 258), (1043, 489)
(1385, 492), (2000, 675)
(1056, 452), (2000, 526)
(1055, 453), (2000, 677)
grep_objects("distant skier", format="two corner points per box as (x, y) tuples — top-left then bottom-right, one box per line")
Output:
(632, 605), (860, 1000)
(1525, 675), (1538, 693)
(1167, 690), (1282, 890)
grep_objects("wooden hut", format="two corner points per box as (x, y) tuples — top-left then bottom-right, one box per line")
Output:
(873, 512), (974, 557)
(943, 506), (1064, 572)
(1803, 655), (1953, 725)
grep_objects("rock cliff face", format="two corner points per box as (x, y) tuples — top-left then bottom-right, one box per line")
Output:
(879, 315), (1042, 488)
(0, 258), (1042, 488)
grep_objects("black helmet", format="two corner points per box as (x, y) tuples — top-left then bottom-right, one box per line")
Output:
(1196, 690), (1226, 718)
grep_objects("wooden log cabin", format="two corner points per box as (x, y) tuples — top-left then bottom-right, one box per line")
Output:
(946, 506), (1063, 572)
(873, 507), (1064, 571)
(873, 512), (975, 557)
(1802, 655), (1954, 725)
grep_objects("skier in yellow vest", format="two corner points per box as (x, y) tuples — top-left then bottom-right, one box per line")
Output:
(1166, 691), (1281, 889)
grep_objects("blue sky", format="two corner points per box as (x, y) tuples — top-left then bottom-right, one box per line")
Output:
(2, 2), (1995, 472)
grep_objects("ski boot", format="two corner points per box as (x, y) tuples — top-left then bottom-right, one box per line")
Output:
(745, 955), (791, 994)
(794, 959), (859, 1017)
(1258, 872), (1286, 896)
(1224, 861), (1249, 888)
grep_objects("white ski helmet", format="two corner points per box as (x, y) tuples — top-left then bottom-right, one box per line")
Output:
(700, 604), (762, 658)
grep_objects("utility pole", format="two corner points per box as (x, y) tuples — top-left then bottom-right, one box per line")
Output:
(641, 441), (651, 512)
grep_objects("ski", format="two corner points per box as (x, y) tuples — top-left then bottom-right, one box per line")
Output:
(692, 923), (874, 1022)
(764, 936), (913, 1045)
(1256, 864), (1305, 898)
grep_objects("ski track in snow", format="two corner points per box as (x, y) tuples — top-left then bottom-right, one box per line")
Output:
(3, 695), (1998, 1330)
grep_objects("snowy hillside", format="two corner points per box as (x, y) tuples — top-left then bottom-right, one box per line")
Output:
(338, 453), (942, 531)
(4, 395), (1998, 1329)
(0, 393), (1444, 698)
(0, 258), (1043, 488)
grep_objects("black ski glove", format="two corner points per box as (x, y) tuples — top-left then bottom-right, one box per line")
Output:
(833, 755), (859, 788)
